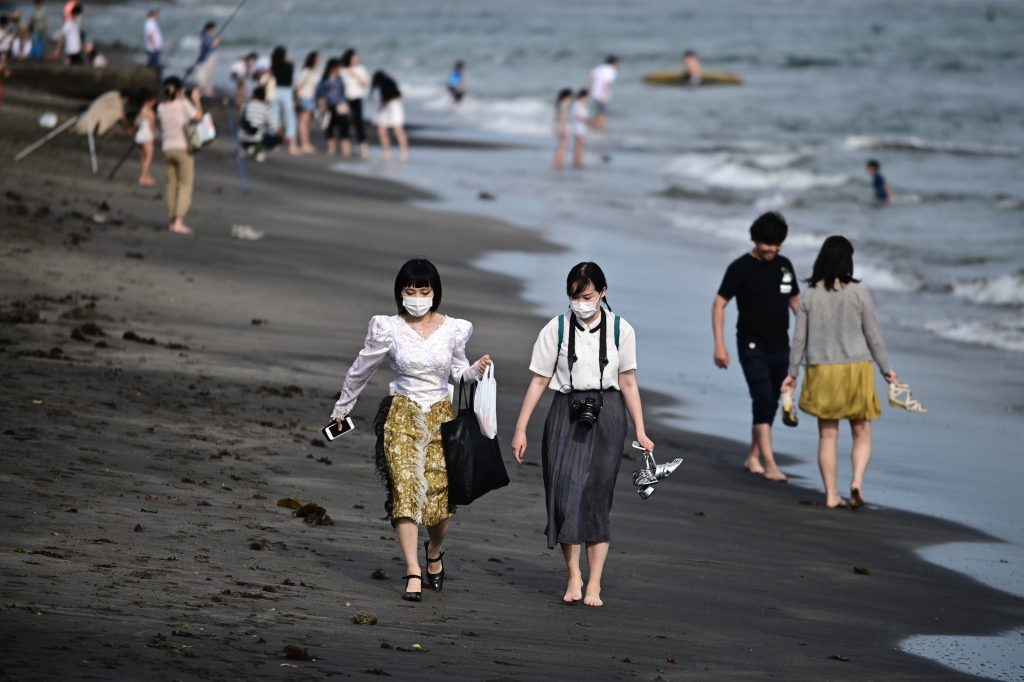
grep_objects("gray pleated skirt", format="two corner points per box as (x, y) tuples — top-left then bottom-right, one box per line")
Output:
(542, 390), (627, 549)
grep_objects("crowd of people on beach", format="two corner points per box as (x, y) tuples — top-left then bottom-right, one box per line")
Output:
(0, 1), (108, 68)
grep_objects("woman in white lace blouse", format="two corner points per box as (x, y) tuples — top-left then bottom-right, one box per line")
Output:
(330, 259), (491, 602)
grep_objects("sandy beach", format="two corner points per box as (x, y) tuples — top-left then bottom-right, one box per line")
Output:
(1, 85), (1021, 681)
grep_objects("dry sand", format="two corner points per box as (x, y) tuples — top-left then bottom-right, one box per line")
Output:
(1, 87), (1021, 681)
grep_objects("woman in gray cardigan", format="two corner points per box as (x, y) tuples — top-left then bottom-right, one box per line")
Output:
(781, 236), (898, 509)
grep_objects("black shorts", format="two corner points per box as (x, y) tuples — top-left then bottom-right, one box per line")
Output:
(447, 86), (464, 103)
(738, 342), (789, 425)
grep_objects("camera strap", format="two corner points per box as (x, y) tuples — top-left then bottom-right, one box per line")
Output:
(566, 308), (608, 405)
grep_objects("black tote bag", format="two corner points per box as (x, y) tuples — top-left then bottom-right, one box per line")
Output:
(442, 378), (509, 506)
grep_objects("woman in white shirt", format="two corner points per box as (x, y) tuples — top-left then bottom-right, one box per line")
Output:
(330, 259), (491, 602)
(294, 51), (321, 154)
(511, 262), (655, 607)
(340, 48), (370, 160)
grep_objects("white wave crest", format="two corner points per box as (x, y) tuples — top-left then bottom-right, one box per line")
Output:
(402, 79), (551, 137)
(854, 263), (923, 292)
(924, 320), (1024, 353)
(664, 153), (847, 192)
(844, 135), (1024, 158)
(952, 274), (1024, 307)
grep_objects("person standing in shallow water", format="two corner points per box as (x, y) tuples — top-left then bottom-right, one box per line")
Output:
(329, 259), (491, 602)
(783, 236), (898, 509)
(511, 262), (655, 607)
(711, 212), (800, 481)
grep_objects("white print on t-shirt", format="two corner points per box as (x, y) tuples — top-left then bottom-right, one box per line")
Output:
(780, 266), (793, 294)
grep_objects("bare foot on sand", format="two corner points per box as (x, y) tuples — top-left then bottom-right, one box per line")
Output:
(138, 176), (156, 187)
(826, 495), (849, 509)
(563, 574), (583, 604)
(849, 487), (865, 509)
(169, 222), (194, 236)
(583, 587), (603, 607)
(301, 145), (316, 154)
(743, 457), (765, 475)
(763, 466), (788, 483)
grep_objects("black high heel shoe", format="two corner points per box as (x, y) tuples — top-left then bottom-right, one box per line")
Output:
(424, 540), (445, 592)
(402, 575), (423, 602)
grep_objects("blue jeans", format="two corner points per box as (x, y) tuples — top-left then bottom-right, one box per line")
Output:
(146, 50), (161, 75)
(275, 86), (297, 139)
(738, 343), (790, 425)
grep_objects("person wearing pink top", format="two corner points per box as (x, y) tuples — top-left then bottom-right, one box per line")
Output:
(156, 76), (203, 235)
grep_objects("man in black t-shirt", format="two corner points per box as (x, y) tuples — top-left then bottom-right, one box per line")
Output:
(712, 212), (800, 482)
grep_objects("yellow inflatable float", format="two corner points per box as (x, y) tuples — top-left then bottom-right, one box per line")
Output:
(643, 69), (745, 86)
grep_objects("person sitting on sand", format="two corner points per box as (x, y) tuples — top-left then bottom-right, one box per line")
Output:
(157, 76), (203, 235)
(866, 159), (892, 203)
(683, 49), (702, 85)
(371, 69), (408, 162)
(134, 90), (157, 186)
(329, 258), (492, 603)
(571, 88), (590, 169)
(512, 262), (654, 607)
(552, 88), (573, 170)
(782, 236), (899, 509)
(237, 85), (281, 162)
(712, 212), (800, 482)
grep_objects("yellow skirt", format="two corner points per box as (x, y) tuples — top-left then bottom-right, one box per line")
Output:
(382, 394), (455, 526)
(799, 361), (881, 421)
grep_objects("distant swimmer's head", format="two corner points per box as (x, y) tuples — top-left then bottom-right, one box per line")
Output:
(866, 159), (880, 175)
(605, 55), (619, 67)
(749, 211), (789, 260)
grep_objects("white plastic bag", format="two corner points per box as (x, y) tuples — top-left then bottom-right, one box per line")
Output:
(474, 362), (498, 439)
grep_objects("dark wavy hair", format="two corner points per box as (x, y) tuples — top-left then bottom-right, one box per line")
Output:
(394, 259), (442, 313)
(807, 235), (860, 291)
(566, 261), (613, 310)
(340, 48), (356, 67)
(749, 211), (789, 245)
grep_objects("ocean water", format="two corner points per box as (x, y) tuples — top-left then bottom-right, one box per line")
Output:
(67, 0), (1024, 678)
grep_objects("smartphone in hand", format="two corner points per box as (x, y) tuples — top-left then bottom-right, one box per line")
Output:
(322, 417), (355, 441)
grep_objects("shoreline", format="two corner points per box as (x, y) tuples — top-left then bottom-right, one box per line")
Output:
(1, 84), (1022, 680)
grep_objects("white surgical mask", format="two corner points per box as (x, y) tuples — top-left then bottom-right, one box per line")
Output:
(569, 299), (599, 320)
(402, 295), (433, 318)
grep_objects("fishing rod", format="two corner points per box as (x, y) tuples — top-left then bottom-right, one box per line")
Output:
(109, 0), (250, 181)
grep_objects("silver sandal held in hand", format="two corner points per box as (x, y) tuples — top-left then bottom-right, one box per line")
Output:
(888, 382), (927, 413)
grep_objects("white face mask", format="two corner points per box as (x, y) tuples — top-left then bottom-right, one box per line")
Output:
(569, 299), (599, 320)
(402, 295), (433, 318)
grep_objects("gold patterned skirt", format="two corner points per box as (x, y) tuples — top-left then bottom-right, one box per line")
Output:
(380, 393), (455, 526)
(799, 361), (881, 421)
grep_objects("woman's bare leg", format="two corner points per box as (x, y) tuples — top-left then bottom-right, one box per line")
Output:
(584, 541), (609, 606)
(378, 125), (392, 160)
(849, 419), (872, 504)
(395, 518), (421, 595)
(395, 125), (408, 162)
(560, 543), (583, 603)
(817, 418), (843, 507)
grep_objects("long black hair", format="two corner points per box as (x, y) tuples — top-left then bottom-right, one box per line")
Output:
(162, 76), (184, 100)
(394, 258), (442, 313)
(556, 88), (572, 107)
(340, 48), (357, 68)
(807, 235), (860, 291)
(302, 50), (319, 70)
(566, 261), (612, 310)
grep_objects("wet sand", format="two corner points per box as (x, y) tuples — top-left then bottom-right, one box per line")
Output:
(1, 87), (1021, 681)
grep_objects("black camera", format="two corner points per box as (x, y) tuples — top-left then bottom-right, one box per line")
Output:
(570, 397), (602, 426)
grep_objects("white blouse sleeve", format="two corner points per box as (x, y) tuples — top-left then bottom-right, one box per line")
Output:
(528, 317), (560, 377)
(450, 318), (481, 383)
(330, 316), (392, 419)
(616, 317), (638, 373)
